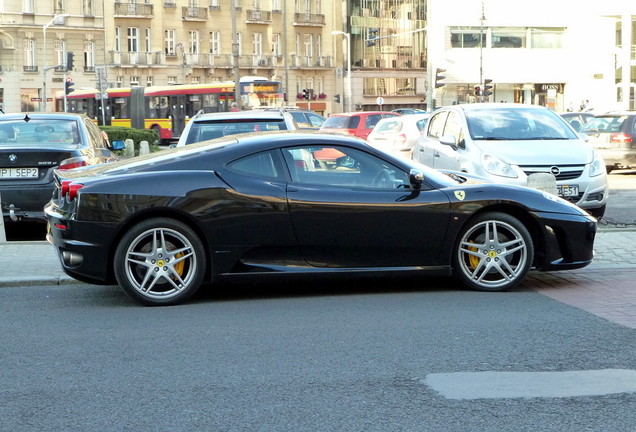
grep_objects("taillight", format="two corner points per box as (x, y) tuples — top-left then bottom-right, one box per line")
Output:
(60, 180), (84, 202)
(610, 133), (632, 144)
(59, 156), (89, 170)
(396, 133), (407, 145)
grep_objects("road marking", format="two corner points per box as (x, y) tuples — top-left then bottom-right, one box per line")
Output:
(423, 369), (636, 399)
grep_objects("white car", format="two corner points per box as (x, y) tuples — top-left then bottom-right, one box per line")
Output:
(412, 103), (608, 217)
(366, 113), (430, 159)
(176, 110), (298, 147)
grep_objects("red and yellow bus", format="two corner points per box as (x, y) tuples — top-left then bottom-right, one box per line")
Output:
(57, 77), (284, 142)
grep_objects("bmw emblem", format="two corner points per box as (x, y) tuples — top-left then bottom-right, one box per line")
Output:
(550, 166), (560, 176)
(8, 154), (17, 163)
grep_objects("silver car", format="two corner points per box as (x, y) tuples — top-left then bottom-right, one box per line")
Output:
(412, 103), (608, 217)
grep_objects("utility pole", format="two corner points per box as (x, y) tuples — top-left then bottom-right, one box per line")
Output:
(479, 1), (485, 102)
(231, 1), (241, 109)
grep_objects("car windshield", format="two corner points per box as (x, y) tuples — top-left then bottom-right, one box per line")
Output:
(322, 116), (359, 129)
(466, 107), (577, 141)
(0, 119), (80, 145)
(186, 119), (288, 144)
(375, 119), (403, 133)
(581, 116), (628, 133)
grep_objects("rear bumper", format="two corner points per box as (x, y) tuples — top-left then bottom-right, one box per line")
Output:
(1, 184), (54, 221)
(597, 148), (636, 168)
(45, 203), (118, 285)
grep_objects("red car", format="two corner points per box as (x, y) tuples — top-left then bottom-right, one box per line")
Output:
(319, 111), (401, 140)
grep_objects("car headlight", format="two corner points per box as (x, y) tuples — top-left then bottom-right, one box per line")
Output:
(481, 153), (518, 178)
(589, 150), (605, 177)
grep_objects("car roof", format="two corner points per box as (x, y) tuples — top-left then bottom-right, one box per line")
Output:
(447, 103), (549, 113)
(0, 112), (88, 121)
(191, 110), (290, 122)
(329, 111), (400, 116)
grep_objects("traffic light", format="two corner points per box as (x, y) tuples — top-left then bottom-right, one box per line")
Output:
(303, 89), (309, 100)
(483, 79), (493, 97)
(474, 86), (482, 96)
(66, 51), (74, 71)
(367, 28), (379, 47)
(435, 68), (446, 88)
(65, 79), (75, 95)
(334, 94), (341, 103)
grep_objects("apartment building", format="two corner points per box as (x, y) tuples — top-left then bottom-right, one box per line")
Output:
(0, 0), (106, 113)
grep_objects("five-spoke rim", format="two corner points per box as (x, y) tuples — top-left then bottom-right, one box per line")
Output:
(457, 220), (528, 289)
(124, 227), (198, 299)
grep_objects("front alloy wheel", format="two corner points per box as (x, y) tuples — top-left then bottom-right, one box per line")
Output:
(453, 212), (533, 292)
(114, 218), (206, 306)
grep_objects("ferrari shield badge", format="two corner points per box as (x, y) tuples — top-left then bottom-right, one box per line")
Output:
(454, 190), (466, 201)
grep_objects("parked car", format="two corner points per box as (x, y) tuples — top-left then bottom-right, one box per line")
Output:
(176, 110), (298, 146)
(392, 108), (427, 115)
(252, 106), (326, 130)
(0, 112), (123, 225)
(579, 111), (636, 173)
(319, 111), (401, 140)
(412, 103), (608, 217)
(45, 131), (596, 306)
(560, 112), (595, 131)
(367, 113), (430, 159)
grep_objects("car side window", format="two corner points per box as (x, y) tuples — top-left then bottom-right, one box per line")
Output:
(85, 119), (105, 148)
(427, 111), (449, 139)
(227, 151), (279, 179)
(282, 145), (410, 190)
(443, 111), (465, 145)
(365, 114), (383, 129)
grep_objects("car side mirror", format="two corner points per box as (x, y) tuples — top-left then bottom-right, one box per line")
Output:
(110, 140), (125, 151)
(409, 169), (424, 190)
(440, 134), (459, 150)
(577, 132), (589, 142)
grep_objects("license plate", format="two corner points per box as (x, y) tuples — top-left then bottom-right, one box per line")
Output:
(557, 184), (579, 197)
(0, 167), (39, 179)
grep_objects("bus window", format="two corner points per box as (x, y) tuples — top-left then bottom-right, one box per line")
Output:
(112, 97), (129, 119)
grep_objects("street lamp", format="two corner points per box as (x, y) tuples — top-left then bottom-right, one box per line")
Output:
(42, 14), (69, 112)
(331, 31), (352, 113)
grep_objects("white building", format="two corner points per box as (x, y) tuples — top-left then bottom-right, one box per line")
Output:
(425, 0), (635, 112)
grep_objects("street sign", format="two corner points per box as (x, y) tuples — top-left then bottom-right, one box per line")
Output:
(376, 96), (384, 105)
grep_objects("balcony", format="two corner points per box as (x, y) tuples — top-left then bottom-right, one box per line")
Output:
(114, 2), (154, 18)
(182, 6), (208, 21)
(293, 12), (325, 26)
(24, 65), (38, 72)
(110, 51), (162, 66)
(246, 9), (272, 23)
(164, 1), (176, 7)
(291, 54), (333, 68)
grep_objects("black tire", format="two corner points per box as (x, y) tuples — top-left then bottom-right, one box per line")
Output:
(452, 212), (534, 292)
(114, 218), (207, 306)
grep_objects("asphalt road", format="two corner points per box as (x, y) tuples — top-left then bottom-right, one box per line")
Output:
(1, 279), (635, 432)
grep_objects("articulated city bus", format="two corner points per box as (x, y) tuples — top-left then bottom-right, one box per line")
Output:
(57, 77), (284, 142)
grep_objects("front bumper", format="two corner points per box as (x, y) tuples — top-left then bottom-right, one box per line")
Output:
(534, 211), (597, 271)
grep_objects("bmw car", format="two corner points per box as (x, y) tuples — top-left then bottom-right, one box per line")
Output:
(45, 131), (597, 306)
(1, 112), (123, 226)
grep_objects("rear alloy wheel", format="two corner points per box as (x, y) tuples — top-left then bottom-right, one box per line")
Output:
(453, 212), (533, 292)
(114, 218), (206, 306)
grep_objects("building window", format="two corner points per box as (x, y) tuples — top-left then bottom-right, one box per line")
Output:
(127, 27), (140, 52)
(191, 76), (200, 84)
(54, 40), (66, 67)
(304, 34), (313, 57)
(116, 75), (124, 88)
(450, 27), (485, 48)
(209, 31), (221, 55)
(165, 29), (176, 55)
(272, 0), (281, 12)
(23, 0), (34, 13)
(130, 76), (140, 86)
(145, 28), (152, 52)
(83, 0), (95, 16)
(272, 33), (281, 56)
(24, 39), (36, 68)
(147, 76), (153, 87)
(114, 27), (121, 52)
(236, 32), (243, 56)
(168, 76), (177, 85)
(253, 33), (263, 56)
(210, 0), (220, 9)
(530, 27), (564, 49)
(54, 0), (65, 14)
(84, 41), (95, 70)
(491, 27), (526, 48)
(189, 30), (200, 54)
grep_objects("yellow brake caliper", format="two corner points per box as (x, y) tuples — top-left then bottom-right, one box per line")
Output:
(468, 241), (479, 269)
(173, 252), (185, 276)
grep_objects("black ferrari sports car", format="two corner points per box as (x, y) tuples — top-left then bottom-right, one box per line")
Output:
(45, 131), (597, 306)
